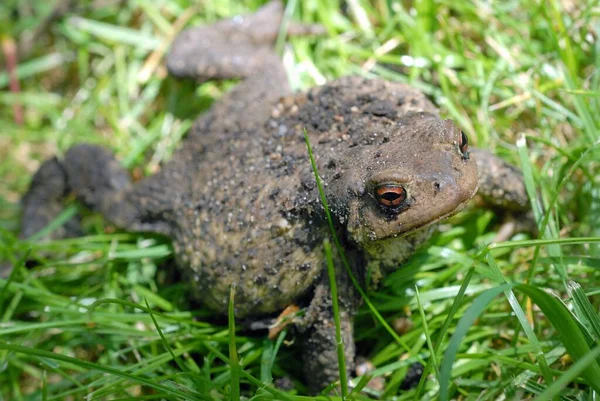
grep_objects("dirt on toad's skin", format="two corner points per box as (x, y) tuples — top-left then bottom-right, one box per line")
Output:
(169, 76), (460, 318)
(20, 0), (530, 394)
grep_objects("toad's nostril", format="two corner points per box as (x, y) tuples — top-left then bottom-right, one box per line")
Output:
(433, 182), (441, 193)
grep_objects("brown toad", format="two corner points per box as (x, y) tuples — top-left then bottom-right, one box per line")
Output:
(21, 0), (530, 393)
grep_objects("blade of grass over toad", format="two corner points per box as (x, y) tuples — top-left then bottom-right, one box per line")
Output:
(275, 0), (297, 55)
(323, 239), (348, 399)
(0, 342), (204, 400)
(303, 129), (415, 357)
(229, 285), (240, 401)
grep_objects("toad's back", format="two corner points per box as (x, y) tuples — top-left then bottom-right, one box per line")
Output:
(144, 76), (440, 316)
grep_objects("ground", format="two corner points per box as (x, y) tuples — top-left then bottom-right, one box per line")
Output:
(1, 0), (600, 400)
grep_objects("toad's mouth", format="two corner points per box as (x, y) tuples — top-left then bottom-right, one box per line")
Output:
(405, 192), (475, 233)
(349, 183), (479, 244)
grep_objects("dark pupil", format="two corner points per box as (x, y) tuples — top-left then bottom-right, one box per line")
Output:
(381, 192), (401, 201)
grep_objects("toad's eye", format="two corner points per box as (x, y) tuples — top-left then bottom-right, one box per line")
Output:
(459, 130), (469, 160)
(375, 184), (407, 208)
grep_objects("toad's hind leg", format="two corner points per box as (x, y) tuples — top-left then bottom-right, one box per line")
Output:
(166, 0), (324, 132)
(166, 0), (323, 82)
(21, 144), (173, 240)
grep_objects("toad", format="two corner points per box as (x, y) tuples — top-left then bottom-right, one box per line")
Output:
(20, 0), (530, 393)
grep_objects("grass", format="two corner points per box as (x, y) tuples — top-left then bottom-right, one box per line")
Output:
(1, 0), (600, 399)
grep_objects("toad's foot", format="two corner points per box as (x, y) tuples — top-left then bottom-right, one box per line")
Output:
(166, 0), (324, 81)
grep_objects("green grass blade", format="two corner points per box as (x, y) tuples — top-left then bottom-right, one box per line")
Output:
(440, 283), (600, 399)
(348, 373), (372, 397)
(414, 267), (475, 399)
(0, 53), (74, 89)
(260, 330), (287, 385)
(534, 344), (600, 401)
(228, 285), (240, 401)
(145, 299), (189, 373)
(201, 342), (293, 401)
(0, 342), (205, 400)
(485, 254), (554, 386)
(324, 239), (348, 399)
(439, 283), (510, 401)
(26, 205), (79, 243)
(414, 285), (438, 377)
(68, 17), (161, 50)
(514, 284), (600, 393)
(568, 280), (600, 341)
(0, 249), (28, 310)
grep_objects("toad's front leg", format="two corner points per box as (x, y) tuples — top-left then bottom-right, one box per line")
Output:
(299, 279), (358, 394)
(471, 148), (536, 240)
